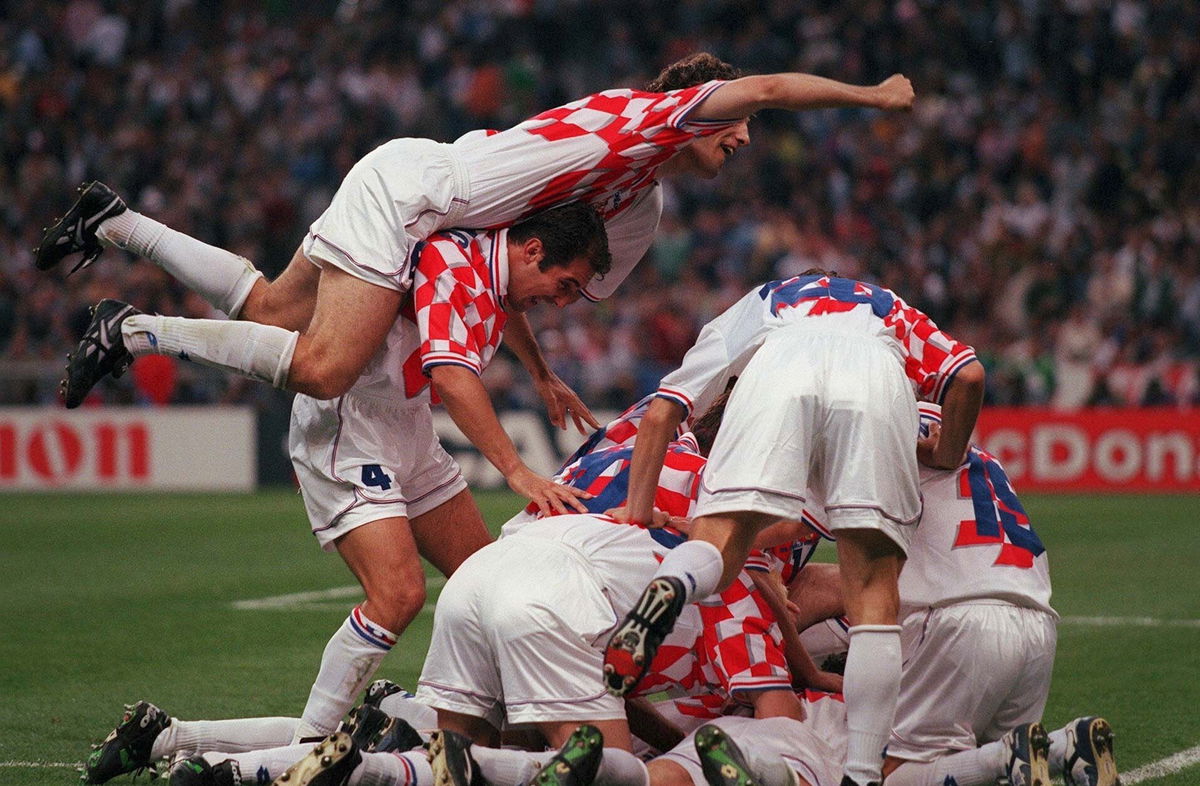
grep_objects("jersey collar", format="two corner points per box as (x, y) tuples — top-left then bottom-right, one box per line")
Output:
(485, 227), (511, 310)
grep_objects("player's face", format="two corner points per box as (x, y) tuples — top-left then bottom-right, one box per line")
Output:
(678, 119), (751, 178)
(509, 257), (593, 312)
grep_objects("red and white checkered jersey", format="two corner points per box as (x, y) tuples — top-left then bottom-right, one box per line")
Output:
(898, 403), (1055, 616)
(638, 570), (792, 704)
(352, 228), (509, 403)
(452, 81), (735, 300)
(656, 274), (978, 421)
(558, 394), (689, 468)
(516, 433), (706, 522)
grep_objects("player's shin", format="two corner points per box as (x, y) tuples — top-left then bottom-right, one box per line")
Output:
(152, 717), (301, 759)
(293, 607), (399, 742)
(841, 625), (902, 786)
(594, 748), (650, 786)
(121, 315), (297, 388)
(354, 750), (433, 786)
(97, 213), (264, 317)
(884, 749), (999, 786)
(650, 540), (724, 605)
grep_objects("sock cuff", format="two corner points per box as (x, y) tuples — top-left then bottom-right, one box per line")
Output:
(349, 605), (399, 650)
(225, 268), (266, 319)
(847, 624), (902, 636)
(272, 327), (298, 388)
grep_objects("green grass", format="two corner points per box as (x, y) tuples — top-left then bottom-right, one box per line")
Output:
(0, 491), (1197, 784)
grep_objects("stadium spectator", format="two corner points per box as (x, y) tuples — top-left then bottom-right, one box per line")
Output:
(2, 0), (1197, 412)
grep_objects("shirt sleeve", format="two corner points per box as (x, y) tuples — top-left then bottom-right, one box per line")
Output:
(656, 285), (773, 420)
(884, 291), (978, 403)
(412, 241), (492, 376)
(582, 185), (662, 302)
(698, 574), (793, 696)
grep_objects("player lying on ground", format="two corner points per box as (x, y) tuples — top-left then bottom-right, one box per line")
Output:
(37, 53), (913, 413)
(604, 270), (984, 786)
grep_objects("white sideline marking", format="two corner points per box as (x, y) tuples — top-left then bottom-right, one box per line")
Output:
(1122, 743), (1200, 784)
(1061, 616), (1200, 629)
(231, 578), (446, 613)
(0, 761), (80, 768)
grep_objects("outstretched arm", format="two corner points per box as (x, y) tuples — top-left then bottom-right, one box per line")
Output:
(430, 364), (591, 514)
(503, 312), (599, 434)
(695, 72), (914, 119)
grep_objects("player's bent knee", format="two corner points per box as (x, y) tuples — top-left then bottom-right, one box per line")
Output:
(363, 583), (427, 631)
(288, 344), (360, 399)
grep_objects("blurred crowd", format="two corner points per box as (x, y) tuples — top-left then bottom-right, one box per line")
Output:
(2, 0), (1198, 413)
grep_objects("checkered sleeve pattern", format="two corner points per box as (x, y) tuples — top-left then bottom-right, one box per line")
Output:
(517, 81), (732, 218)
(402, 234), (507, 399)
(697, 573), (792, 697)
(882, 291), (978, 404)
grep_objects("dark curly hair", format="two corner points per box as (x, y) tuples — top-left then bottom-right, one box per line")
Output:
(509, 202), (612, 278)
(691, 376), (739, 456)
(646, 52), (742, 92)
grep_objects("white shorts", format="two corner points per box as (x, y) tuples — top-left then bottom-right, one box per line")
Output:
(695, 324), (920, 551)
(304, 138), (469, 292)
(289, 393), (466, 551)
(657, 716), (842, 786)
(417, 516), (664, 727)
(889, 602), (1057, 760)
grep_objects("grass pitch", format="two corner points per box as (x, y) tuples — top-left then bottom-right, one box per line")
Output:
(0, 490), (1197, 784)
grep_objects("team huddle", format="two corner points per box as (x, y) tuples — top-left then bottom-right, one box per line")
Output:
(38, 53), (1119, 786)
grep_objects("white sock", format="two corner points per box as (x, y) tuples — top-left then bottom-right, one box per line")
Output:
(651, 540), (724, 604)
(842, 624), (902, 785)
(203, 742), (314, 784)
(470, 746), (549, 786)
(594, 748), (650, 786)
(121, 314), (297, 388)
(293, 606), (399, 741)
(376, 694), (438, 731)
(883, 744), (1003, 786)
(97, 210), (264, 317)
(350, 750), (432, 786)
(150, 716), (300, 759)
(1048, 723), (1069, 777)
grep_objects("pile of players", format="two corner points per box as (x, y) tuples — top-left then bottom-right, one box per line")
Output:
(39, 52), (1119, 786)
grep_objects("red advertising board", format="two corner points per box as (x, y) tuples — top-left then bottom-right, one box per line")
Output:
(975, 408), (1200, 493)
(0, 407), (256, 491)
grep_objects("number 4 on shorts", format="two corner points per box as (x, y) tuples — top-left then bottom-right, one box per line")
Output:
(361, 464), (392, 490)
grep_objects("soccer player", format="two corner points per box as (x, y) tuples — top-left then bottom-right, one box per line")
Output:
(38, 53), (914, 411)
(603, 271), (985, 786)
(669, 405), (1118, 786)
(878, 403), (1117, 786)
(79, 203), (611, 785)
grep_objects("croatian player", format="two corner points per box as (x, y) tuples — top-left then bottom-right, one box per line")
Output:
(604, 272), (985, 786)
(675, 405), (1116, 786)
(80, 203), (611, 786)
(39, 53), (914, 412)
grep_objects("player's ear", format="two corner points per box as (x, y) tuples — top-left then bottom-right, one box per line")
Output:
(523, 237), (545, 268)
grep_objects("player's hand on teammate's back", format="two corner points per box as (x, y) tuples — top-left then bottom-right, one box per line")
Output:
(605, 505), (672, 528)
(507, 465), (592, 515)
(533, 371), (600, 433)
(875, 74), (915, 111)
